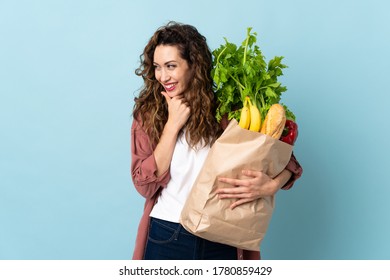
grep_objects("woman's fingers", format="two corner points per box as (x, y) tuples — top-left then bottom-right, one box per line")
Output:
(161, 91), (171, 104)
(230, 198), (253, 210)
(217, 186), (250, 197)
(216, 170), (277, 209)
(217, 175), (250, 187)
(162, 92), (190, 130)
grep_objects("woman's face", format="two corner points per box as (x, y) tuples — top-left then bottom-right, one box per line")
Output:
(153, 45), (193, 98)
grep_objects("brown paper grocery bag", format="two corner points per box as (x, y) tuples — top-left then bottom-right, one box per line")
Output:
(179, 119), (293, 251)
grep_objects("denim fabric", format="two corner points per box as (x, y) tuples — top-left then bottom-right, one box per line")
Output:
(144, 217), (237, 260)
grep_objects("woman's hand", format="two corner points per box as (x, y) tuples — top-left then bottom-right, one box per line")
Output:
(216, 169), (292, 209)
(162, 91), (190, 133)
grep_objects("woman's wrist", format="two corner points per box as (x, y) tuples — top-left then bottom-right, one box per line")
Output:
(164, 119), (183, 136)
(273, 169), (293, 192)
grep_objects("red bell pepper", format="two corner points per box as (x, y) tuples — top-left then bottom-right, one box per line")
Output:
(280, 120), (298, 145)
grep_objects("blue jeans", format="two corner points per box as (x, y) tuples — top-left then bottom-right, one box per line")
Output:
(144, 217), (238, 260)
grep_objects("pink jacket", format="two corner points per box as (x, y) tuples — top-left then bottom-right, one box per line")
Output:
(131, 117), (303, 260)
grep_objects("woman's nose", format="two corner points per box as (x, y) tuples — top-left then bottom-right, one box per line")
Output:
(160, 69), (170, 82)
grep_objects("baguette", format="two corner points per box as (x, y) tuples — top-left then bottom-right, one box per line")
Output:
(260, 104), (286, 139)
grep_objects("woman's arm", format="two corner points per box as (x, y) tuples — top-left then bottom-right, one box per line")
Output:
(153, 92), (190, 176)
(281, 152), (303, 190)
(131, 92), (191, 198)
(131, 118), (171, 198)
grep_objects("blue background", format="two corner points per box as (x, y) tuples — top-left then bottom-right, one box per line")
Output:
(1, 0), (389, 260)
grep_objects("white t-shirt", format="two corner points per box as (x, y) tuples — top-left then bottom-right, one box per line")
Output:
(150, 133), (210, 223)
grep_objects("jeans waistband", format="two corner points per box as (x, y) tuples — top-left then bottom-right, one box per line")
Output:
(150, 217), (194, 237)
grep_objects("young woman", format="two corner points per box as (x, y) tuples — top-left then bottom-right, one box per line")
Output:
(131, 22), (302, 260)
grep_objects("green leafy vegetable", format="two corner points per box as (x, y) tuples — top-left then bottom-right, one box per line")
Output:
(212, 27), (296, 122)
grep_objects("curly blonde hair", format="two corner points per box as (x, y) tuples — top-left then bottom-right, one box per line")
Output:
(132, 21), (221, 148)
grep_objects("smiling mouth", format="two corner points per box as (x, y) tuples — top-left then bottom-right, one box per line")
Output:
(164, 83), (177, 91)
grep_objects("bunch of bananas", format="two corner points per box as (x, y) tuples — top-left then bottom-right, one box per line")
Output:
(239, 97), (287, 140)
(238, 96), (262, 132)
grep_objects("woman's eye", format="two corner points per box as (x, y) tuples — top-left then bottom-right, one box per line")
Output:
(167, 64), (176, 69)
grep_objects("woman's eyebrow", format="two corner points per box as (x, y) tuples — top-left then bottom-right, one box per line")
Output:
(153, 60), (177, 66)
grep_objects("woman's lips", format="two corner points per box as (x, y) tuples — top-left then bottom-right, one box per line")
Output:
(164, 83), (177, 92)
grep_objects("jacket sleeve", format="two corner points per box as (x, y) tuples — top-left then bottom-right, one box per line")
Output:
(131, 118), (171, 199)
(281, 152), (303, 190)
